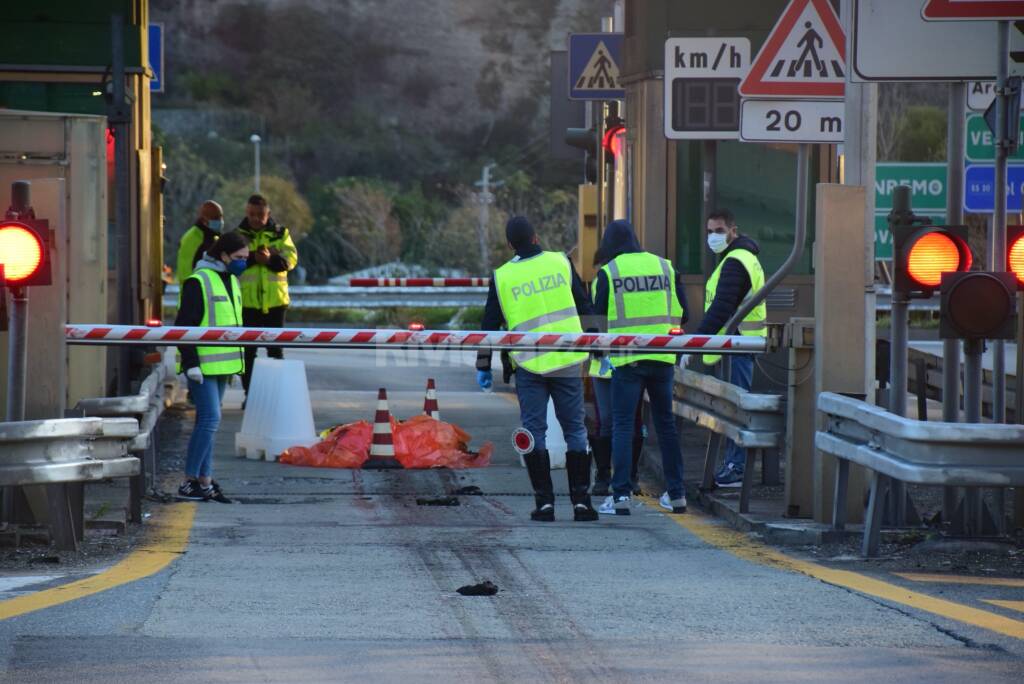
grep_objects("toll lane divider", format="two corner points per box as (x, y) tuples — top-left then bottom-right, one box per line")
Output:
(64, 324), (766, 355)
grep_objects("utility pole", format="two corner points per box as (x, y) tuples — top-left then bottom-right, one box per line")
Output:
(474, 164), (501, 272)
(109, 14), (134, 397)
(991, 22), (1012, 424)
(250, 134), (262, 193)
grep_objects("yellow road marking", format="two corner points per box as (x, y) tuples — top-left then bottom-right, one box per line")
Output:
(0, 503), (196, 621)
(641, 497), (1024, 641)
(895, 573), (1024, 588)
(985, 600), (1024, 614)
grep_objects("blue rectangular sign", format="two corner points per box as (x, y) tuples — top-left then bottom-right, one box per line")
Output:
(963, 164), (1024, 213)
(149, 23), (164, 93)
(568, 33), (624, 100)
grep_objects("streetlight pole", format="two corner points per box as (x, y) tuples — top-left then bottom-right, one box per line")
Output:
(250, 134), (262, 193)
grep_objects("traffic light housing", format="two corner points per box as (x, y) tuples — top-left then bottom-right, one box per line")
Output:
(565, 127), (598, 183)
(892, 222), (971, 299)
(1007, 225), (1024, 287)
(0, 219), (51, 287)
(940, 271), (1018, 340)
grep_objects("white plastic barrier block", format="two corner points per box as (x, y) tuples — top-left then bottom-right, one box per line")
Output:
(235, 358), (317, 461)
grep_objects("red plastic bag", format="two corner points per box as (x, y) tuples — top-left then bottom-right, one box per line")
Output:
(393, 415), (492, 469)
(280, 421), (371, 468)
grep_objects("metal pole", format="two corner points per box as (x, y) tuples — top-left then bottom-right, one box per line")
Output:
(943, 83), (967, 526)
(964, 337), (984, 533)
(250, 134), (262, 193)
(723, 143), (810, 333)
(4, 283), (26, 422)
(111, 14), (134, 397)
(476, 163), (494, 272)
(992, 21), (1010, 424)
(890, 186), (911, 420)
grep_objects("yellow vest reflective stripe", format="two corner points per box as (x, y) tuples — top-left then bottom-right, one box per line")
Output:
(238, 226), (297, 312)
(703, 247), (767, 365)
(494, 251), (586, 375)
(188, 268), (245, 375)
(602, 252), (683, 367)
(175, 225), (206, 288)
(588, 277), (612, 379)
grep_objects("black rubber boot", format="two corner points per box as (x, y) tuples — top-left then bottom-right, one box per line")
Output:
(524, 449), (555, 521)
(630, 433), (644, 495)
(591, 436), (612, 496)
(567, 450), (599, 521)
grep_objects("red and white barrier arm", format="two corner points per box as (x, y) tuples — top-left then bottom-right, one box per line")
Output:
(346, 277), (490, 287)
(64, 324), (766, 355)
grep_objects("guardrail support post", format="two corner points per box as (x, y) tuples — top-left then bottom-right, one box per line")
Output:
(45, 483), (79, 552)
(862, 472), (889, 558)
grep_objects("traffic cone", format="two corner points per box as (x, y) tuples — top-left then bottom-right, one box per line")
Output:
(365, 388), (401, 469)
(423, 378), (440, 421)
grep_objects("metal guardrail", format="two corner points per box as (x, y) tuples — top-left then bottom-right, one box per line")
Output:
(670, 367), (785, 514)
(74, 364), (168, 523)
(163, 284), (488, 309)
(0, 417), (140, 486)
(816, 391), (1024, 557)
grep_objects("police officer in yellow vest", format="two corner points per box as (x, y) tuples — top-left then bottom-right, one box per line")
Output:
(176, 200), (224, 287)
(237, 193), (299, 401)
(696, 209), (767, 488)
(591, 220), (689, 516)
(174, 231), (250, 503)
(477, 216), (599, 522)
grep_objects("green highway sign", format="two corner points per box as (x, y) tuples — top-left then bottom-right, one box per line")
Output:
(874, 162), (947, 212)
(965, 112), (1024, 162)
(873, 212), (946, 261)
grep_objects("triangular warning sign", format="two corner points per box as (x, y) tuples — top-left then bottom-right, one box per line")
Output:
(739, 0), (846, 99)
(574, 41), (620, 91)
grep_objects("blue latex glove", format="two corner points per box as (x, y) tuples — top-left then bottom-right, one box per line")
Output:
(476, 369), (493, 392)
(599, 357), (613, 376)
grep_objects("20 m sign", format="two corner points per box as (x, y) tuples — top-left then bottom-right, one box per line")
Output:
(739, 99), (844, 143)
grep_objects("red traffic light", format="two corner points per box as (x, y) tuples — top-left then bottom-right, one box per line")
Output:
(894, 226), (971, 297)
(0, 220), (50, 286)
(602, 124), (625, 158)
(1009, 231), (1024, 287)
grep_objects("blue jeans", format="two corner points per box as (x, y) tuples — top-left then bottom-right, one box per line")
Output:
(185, 375), (228, 479)
(723, 355), (753, 469)
(515, 369), (588, 453)
(592, 377), (613, 438)
(611, 361), (683, 499)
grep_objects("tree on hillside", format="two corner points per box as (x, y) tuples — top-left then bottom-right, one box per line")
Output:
(217, 175), (313, 238)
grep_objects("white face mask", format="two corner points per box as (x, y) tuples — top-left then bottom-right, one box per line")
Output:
(707, 232), (729, 254)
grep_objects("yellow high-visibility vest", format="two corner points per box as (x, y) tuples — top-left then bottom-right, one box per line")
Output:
(178, 267), (245, 376)
(494, 251), (586, 375)
(601, 251), (683, 367)
(703, 248), (766, 365)
(238, 225), (297, 312)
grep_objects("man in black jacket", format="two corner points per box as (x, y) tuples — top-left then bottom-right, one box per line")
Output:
(696, 209), (764, 488)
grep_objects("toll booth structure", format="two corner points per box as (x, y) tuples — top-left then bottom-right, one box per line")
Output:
(0, 0), (164, 401)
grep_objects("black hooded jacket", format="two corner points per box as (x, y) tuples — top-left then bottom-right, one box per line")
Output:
(593, 220), (688, 328)
(696, 235), (761, 335)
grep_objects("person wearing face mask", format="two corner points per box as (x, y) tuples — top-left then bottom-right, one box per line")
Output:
(236, 193), (299, 402)
(174, 230), (250, 503)
(697, 209), (767, 489)
(175, 200), (225, 287)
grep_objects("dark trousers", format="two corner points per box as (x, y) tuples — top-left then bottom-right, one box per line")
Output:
(241, 306), (287, 393)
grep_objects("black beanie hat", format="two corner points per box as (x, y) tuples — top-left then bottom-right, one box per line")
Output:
(505, 215), (535, 249)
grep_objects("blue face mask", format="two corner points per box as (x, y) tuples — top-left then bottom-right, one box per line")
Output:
(227, 258), (247, 276)
(208, 219), (224, 232)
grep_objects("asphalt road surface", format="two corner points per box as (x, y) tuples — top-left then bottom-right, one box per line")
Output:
(1, 349), (1022, 682)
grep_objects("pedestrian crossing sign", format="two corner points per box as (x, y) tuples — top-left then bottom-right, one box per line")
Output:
(739, 0), (846, 100)
(569, 33), (625, 100)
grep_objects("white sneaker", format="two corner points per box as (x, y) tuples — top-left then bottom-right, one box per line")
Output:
(598, 495), (631, 516)
(659, 492), (687, 514)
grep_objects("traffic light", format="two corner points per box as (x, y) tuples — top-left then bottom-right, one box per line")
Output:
(940, 271), (1017, 340)
(892, 223), (971, 298)
(0, 219), (51, 287)
(1007, 225), (1024, 286)
(565, 126), (598, 183)
(602, 123), (625, 159)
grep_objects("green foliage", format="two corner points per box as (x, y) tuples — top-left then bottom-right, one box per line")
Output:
(217, 176), (313, 239)
(893, 106), (947, 162)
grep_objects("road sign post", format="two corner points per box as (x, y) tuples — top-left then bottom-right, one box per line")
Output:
(663, 37), (750, 139)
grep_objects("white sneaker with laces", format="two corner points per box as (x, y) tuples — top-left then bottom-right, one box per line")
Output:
(597, 496), (616, 515)
(659, 491), (687, 513)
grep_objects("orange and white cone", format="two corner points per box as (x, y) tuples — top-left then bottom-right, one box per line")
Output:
(423, 378), (440, 421)
(365, 388), (401, 469)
